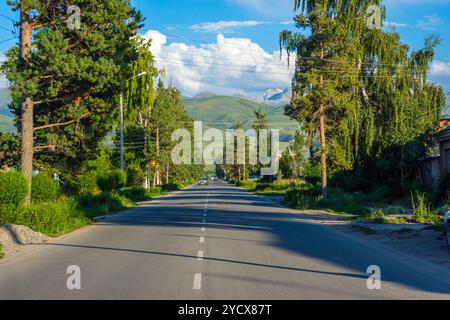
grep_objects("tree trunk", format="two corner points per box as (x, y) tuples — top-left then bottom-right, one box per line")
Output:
(20, 8), (34, 206)
(165, 164), (169, 185)
(153, 127), (161, 186)
(319, 43), (328, 200)
(143, 118), (149, 189)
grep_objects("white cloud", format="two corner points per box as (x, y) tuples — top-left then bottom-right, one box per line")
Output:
(143, 30), (294, 97)
(191, 20), (272, 33)
(430, 60), (450, 76)
(416, 14), (443, 30)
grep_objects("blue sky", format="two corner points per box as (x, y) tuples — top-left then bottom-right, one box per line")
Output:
(0, 0), (449, 95)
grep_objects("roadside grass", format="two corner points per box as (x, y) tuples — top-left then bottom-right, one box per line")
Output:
(0, 179), (192, 237)
(0, 242), (4, 258)
(0, 198), (90, 237)
(236, 179), (301, 197)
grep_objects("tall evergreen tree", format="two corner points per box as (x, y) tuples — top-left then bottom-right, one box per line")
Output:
(2, 0), (143, 204)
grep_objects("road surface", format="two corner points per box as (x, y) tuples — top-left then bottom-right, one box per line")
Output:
(1, 181), (450, 299)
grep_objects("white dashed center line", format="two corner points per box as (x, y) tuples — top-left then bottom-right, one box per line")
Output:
(197, 250), (204, 260)
(200, 236), (205, 243)
(193, 273), (202, 290)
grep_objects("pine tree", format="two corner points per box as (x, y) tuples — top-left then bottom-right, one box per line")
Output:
(2, 0), (144, 204)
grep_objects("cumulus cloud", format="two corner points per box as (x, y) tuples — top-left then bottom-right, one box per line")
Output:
(191, 20), (272, 33)
(142, 30), (294, 97)
(430, 60), (450, 77)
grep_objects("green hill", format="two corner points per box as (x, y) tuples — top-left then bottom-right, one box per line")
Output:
(184, 95), (298, 142)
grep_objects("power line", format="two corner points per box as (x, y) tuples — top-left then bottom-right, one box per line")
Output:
(0, 36), (18, 45)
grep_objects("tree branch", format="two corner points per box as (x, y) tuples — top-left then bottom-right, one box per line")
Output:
(34, 113), (90, 131)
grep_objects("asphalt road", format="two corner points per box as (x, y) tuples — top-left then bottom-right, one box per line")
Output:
(1, 181), (450, 300)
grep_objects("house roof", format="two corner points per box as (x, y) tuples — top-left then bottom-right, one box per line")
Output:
(436, 125), (450, 141)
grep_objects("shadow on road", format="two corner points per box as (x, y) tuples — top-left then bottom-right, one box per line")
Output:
(50, 183), (450, 295)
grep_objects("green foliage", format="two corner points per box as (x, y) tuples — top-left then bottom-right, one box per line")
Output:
(78, 191), (136, 217)
(2, 0), (144, 175)
(236, 180), (258, 190)
(0, 133), (20, 168)
(411, 191), (440, 223)
(0, 170), (28, 207)
(65, 174), (99, 196)
(2, 198), (90, 237)
(111, 169), (127, 190)
(126, 163), (144, 188)
(281, 1), (445, 196)
(303, 162), (322, 186)
(31, 173), (61, 202)
(96, 174), (116, 193)
(145, 187), (164, 198)
(0, 242), (4, 259)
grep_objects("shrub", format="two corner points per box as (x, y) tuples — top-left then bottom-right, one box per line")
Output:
(411, 191), (441, 224)
(145, 187), (163, 198)
(65, 174), (99, 196)
(31, 173), (61, 202)
(97, 174), (116, 193)
(10, 198), (90, 237)
(163, 183), (180, 192)
(359, 209), (387, 224)
(284, 190), (316, 209)
(111, 169), (127, 190)
(0, 242), (4, 258)
(0, 170), (28, 207)
(121, 188), (147, 201)
(303, 162), (322, 185)
(126, 164), (144, 188)
(236, 180), (257, 190)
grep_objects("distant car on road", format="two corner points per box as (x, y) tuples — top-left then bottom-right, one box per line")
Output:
(445, 212), (450, 248)
(198, 178), (208, 186)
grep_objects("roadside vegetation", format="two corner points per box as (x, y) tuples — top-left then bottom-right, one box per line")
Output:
(0, 166), (194, 237)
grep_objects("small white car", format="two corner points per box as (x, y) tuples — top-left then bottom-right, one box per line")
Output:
(445, 212), (450, 248)
(198, 178), (208, 186)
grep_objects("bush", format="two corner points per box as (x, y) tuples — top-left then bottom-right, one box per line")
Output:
(163, 183), (180, 192)
(303, 163), (322, 185)
(284, 190), (316, 209)
(65, 174), (99, 196)
(127, 164), (144, 188)
(31, 173), (61, 202)
(0, 170), (28, 207)
(145, 187), (163, 198)
(97, 174), (116, 193)
(8, 198), (90, 237)
(236, 180), (257, 190)
(121, 188), (147, 202)
(111, 169), (127, 190)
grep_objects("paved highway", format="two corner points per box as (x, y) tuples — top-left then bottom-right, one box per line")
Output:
(1, 181), (450, 299)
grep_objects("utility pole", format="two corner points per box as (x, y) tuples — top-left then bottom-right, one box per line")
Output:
(19, 5), (34, 206)
(119, 92), (125, 171)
